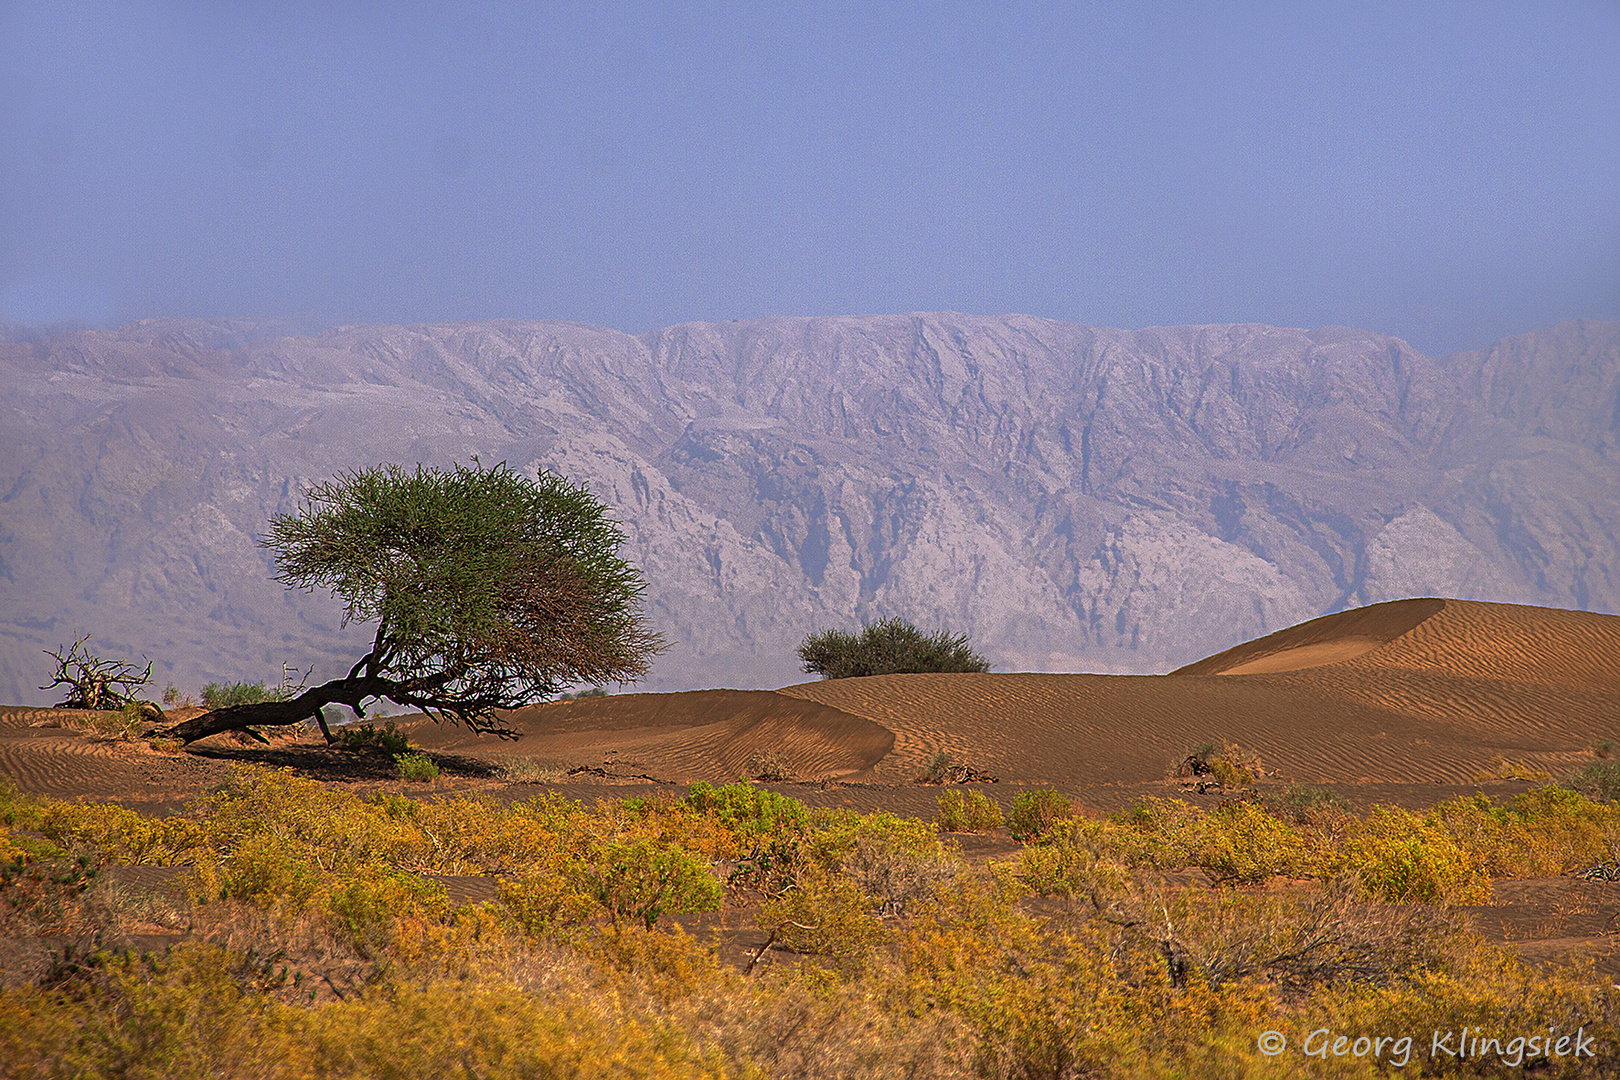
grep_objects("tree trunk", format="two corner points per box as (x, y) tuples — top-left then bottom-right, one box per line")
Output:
(151, 676), (393, 745)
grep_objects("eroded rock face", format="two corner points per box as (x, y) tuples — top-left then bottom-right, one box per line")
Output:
(1, 314), (1614, 702)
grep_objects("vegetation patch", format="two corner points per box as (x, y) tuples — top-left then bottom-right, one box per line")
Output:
(3, 767), (1620, 1078)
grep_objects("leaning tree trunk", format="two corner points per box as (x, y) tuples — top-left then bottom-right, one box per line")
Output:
(151, 676), (395, 745)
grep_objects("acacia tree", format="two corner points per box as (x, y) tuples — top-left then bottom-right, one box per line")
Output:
(797, 617), (989, 680)
(156, 461), (663, 745)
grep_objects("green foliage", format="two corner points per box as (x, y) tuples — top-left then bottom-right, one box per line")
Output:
(797, 616), (990, 679)
(1194, 800), (1309, 885)
(264, 460), (662, 725)
(936, 789), (1004, 833)
(1008, 788), (1072, 842)
(1562, 760), (1620, 803)
(200, 680), (291, 709)
(758, 864), (887, 968)
(334, 720), (411, 755)
(393, 752), (440, 783)
(1429, 786), (1619, 877)
(14, 765), (1620, 1079)
(578, 836), (722, 930)
(684, 782), (810, 839)
(1341, 806), (1489, 904)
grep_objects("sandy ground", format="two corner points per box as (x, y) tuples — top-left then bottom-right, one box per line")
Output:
(4, 597), (1618, 974)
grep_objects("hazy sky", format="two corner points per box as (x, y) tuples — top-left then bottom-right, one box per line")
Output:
(2, 0), (1617, 356)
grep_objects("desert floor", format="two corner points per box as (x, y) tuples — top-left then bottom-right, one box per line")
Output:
(4, 596), (1619, 976)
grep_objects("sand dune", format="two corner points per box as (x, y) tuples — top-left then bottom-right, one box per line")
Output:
(777, 599), (1620, 787)
(2, 599), (1615, 801)
(405, 689), (894, 782)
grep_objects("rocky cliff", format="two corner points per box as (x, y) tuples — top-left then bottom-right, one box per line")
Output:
(1, 314), (1614, 703)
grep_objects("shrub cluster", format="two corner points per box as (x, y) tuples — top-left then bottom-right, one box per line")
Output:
(3, 770), (1619, 1078)
(798, 617), (990, 679)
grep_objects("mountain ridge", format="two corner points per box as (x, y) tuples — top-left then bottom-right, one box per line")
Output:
(1, 313), (1614, 704)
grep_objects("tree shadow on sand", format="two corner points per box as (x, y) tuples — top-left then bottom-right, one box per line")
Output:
(184, 742), (497, 783)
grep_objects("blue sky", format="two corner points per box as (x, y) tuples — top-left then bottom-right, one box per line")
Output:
(2, 0), (1617, 355)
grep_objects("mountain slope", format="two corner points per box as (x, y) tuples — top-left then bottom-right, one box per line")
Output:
(0, 314), (1615, 703)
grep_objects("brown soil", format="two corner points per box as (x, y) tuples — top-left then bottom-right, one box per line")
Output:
(4, 597), (1618, 975)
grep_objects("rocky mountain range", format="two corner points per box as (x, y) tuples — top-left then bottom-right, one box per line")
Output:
(1, 313), (1615, 705)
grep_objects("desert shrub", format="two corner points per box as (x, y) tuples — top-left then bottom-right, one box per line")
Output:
(1263, 784), (1352, 826)
(323, 867), (449, 957)
(685, 781), (810, 840)
(758, 864), (887, 969)
(194, 768), (434, 876)
(0, 777), (43, 833)
(1306, 943), (1618, 1077)
(37, 801), (205, 865)
(920, 749), (954, 783)
(207, 832), (324, 908)
(797, 617), (990, 679)
(577, 835), (722, 931)
(200, 680), (291, 709)
(804, 809), (944, 874)
(744, 750), (792, 782)
(1015, 829), (1130, 903)
(1101, 797), (1205, 870)
(1432, 786), (1619, 878)
(393, 752), (439, 782)
(1340, 806), (1489, 904)
(39, 635), (154, 711)
(334, 721), (410, 756)
(495, 858), (598, 940)
(842, 832), (959, 917)
(1193, 800), (1309, 885)
(1209, 756), (1253, 789)
(1476, 754), (1553, 782)
(1008, 788), (1072, 842)
(936, 789), (1004, 833)
(410, 793), (584, 876)
(1562, 760), (1620, 804)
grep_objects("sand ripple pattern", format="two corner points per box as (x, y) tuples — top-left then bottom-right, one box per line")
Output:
(780, 600), (1620, 787)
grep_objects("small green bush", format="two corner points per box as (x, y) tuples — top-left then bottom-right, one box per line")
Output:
(1194, 800), (1308, 885)
(797, 617), (990, 679)
(685, 782), (809, 839)
(1008, 789), (1071, 843)
(936, 790), (1003, 833)
(1562, 761), (1620, 804)
(1341, 806), (1489, 904)
(200, 680), (291, 709)
(578, 837), (722, 930)
(336, 721), (411, 756)
(394, 753), (440, 783)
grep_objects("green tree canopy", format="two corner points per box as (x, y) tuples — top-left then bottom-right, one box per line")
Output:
(797, 617), (990, 680)
(158, 461), (662, 744)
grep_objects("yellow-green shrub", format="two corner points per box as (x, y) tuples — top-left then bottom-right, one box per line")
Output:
(1193, 801), (1311, 885)
(758, 864), (886, 970)
(323, 866), (450, 957)
(1008, 788), (1072, 842)
(37, 801), (206, 865)
(1433, 787), (1619, 878)
(1340, 806), (1489, 904)
(496, 857), (597, 941)
(936, 789), (1004, 833)
(577, 835), (723, 931)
